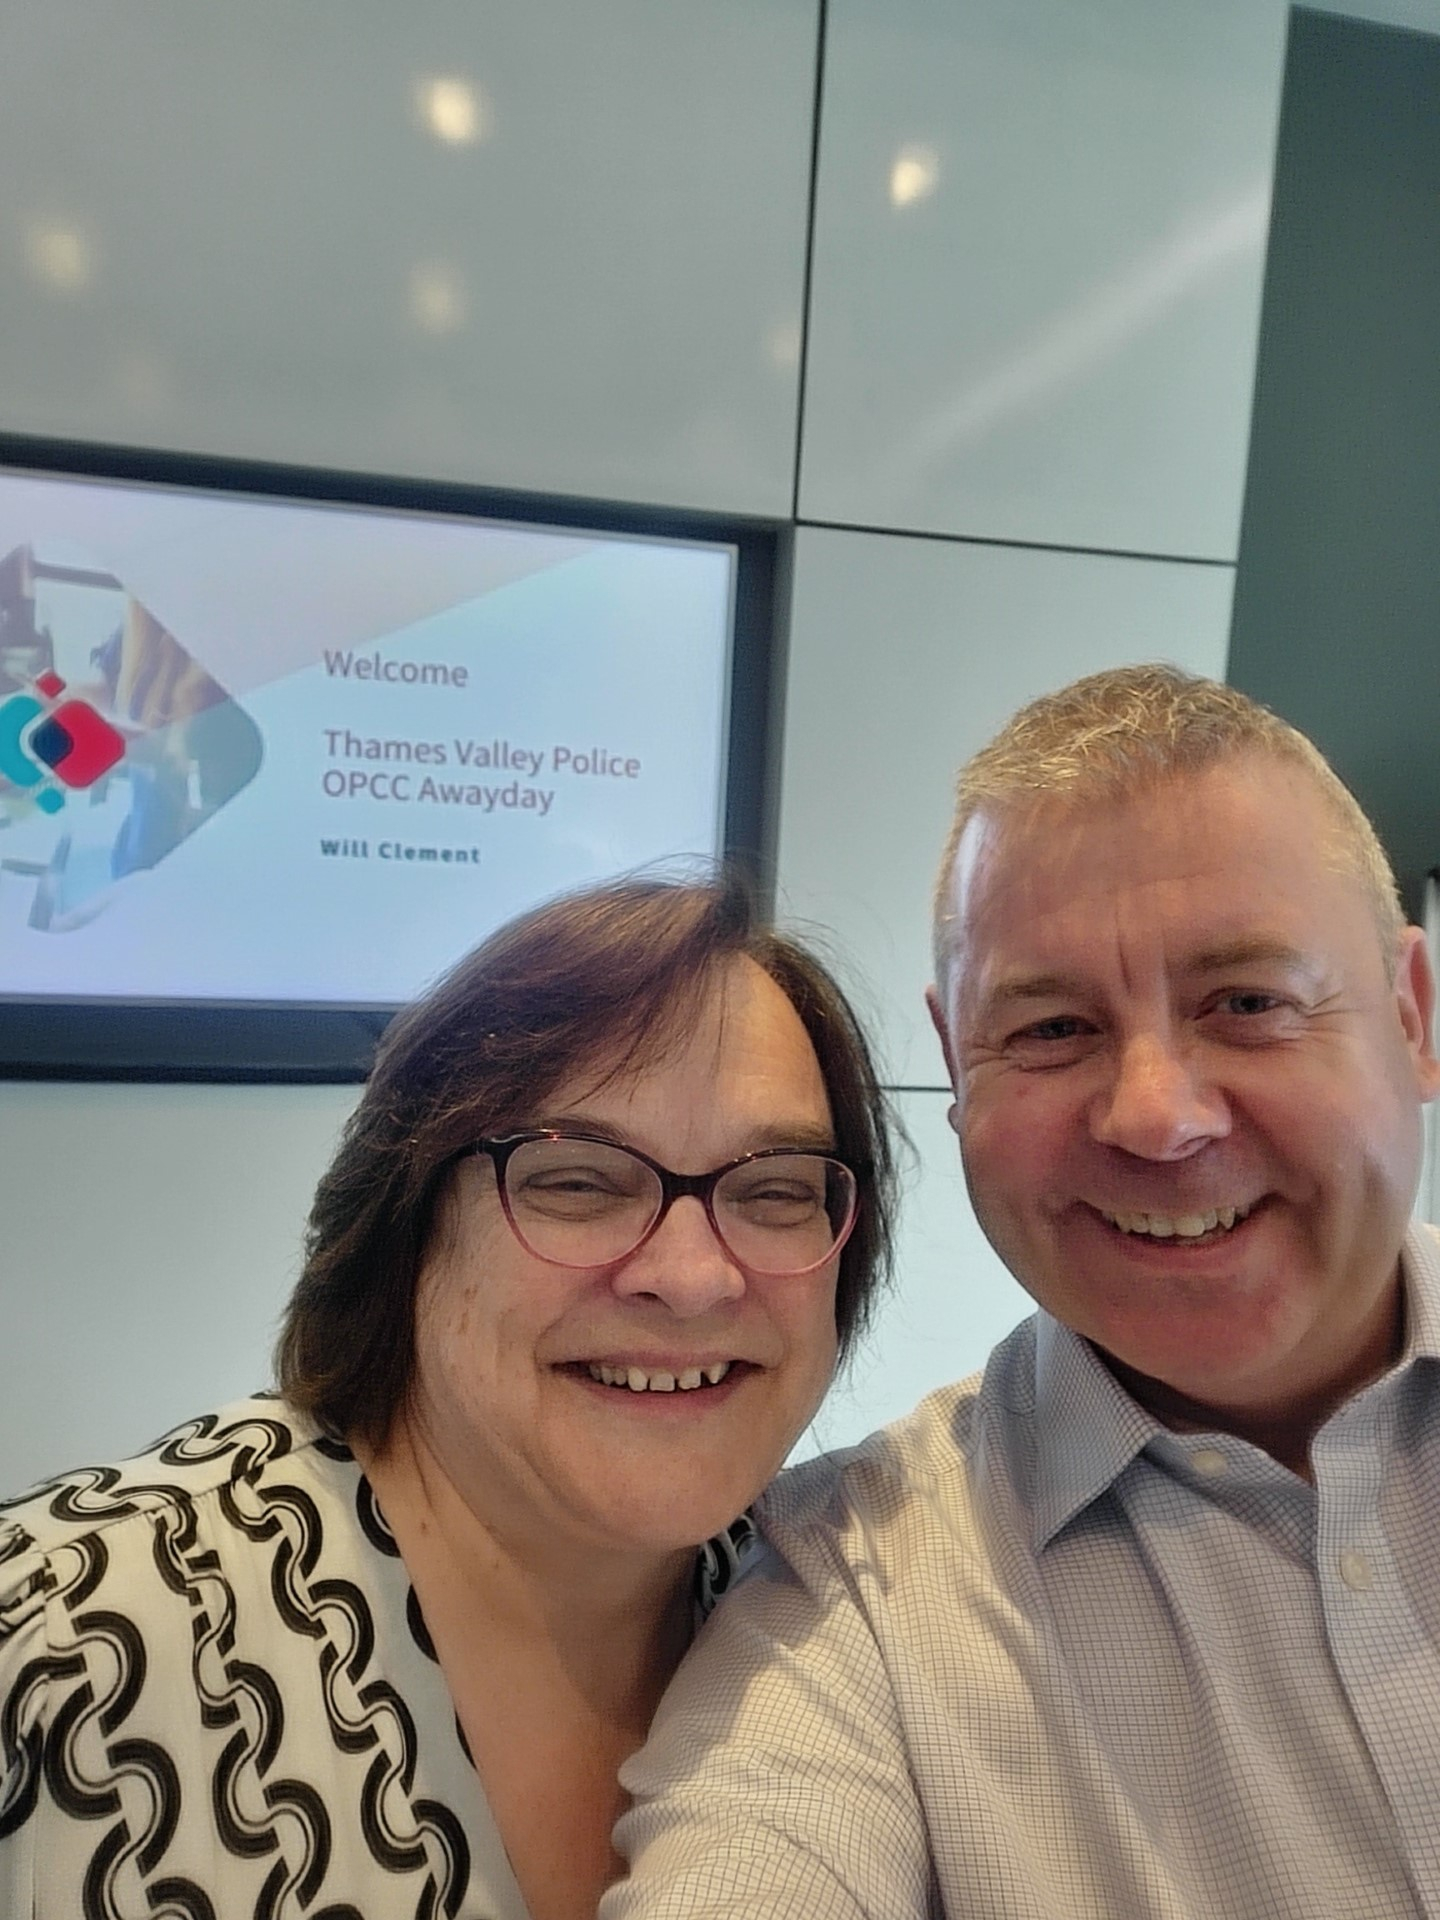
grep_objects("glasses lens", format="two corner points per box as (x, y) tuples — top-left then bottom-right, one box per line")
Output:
(502, 1137), (661, 1266)
(712, 1154), (856, 1276)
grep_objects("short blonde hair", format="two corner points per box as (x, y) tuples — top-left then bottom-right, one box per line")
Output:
(932, 664), (1403, 991)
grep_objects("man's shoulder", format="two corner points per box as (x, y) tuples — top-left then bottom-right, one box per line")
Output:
(758, 1315), (1042, 1563)
(1411, 1216), (1440, 1274)
(0, 1394), (345, 1585)
(763, 1375), (985, 1536)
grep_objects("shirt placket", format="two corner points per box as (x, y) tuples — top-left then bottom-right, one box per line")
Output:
(1314, 1393), (1440, 1916)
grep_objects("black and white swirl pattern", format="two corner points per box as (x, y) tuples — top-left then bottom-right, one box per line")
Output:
(0, 1397), (757, 1919)
(0, 1399), (508, 1919)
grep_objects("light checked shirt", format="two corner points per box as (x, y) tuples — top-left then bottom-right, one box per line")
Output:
(604, 1222), (1440, 1920)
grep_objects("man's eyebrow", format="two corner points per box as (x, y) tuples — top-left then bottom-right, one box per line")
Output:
(1179, 938), (1317, 977)
(982, 942), (1320, 1010)
(986, 974), (1086, 1008)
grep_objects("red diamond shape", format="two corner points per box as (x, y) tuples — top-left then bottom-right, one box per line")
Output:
(46, 699), (126, 787)
(35, 669), (66, 699)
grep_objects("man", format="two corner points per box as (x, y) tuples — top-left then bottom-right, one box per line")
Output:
(601, 665), (1440, 1920)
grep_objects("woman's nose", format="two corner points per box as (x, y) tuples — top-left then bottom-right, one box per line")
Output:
(610, 1195), (748, 1314)
(1088, 1033), (1230, 1161)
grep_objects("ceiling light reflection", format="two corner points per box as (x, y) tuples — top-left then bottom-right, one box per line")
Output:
(765, 320), (802, 371)
(26, 223), (93, 293)
(417, 75), (486, 145)
(889, 144), (940, 209)
(887, 181), (1271, 484)
(116, 352), (168, 413)
(410, 262), (466, 334)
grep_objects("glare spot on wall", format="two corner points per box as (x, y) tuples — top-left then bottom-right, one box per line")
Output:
(115, 352), (169, 415)
(889, 144), (940, 209)
(887, 180), (1271, 480)
(25, 222), (93, 293)
(410, 262), (467, 334)
(765, 320), (802, 371)
(417, 76), (487, 146)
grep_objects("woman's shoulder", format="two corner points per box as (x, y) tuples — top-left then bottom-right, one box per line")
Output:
(0, 1393), (351, 1594)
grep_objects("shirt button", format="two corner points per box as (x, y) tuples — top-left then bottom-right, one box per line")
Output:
(1191, 1448), (1228, 1477)
(1339, 1549), (1376, 1592)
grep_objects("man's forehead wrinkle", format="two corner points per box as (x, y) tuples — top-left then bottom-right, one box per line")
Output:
(946, 787), (1313, 1014)
(988, 971), (1090, 1007)
(977, 933), (1324, 1019)
(1182, 936), (1321, 981)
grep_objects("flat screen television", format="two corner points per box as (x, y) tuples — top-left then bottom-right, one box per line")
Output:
(0, 435), (780, 1080)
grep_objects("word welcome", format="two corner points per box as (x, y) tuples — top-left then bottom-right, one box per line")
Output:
(323, 651), (469, 688)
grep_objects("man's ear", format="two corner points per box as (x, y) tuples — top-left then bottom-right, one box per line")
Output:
(925, 983), (960, 1089)
(1393, 925), (1440, 1102)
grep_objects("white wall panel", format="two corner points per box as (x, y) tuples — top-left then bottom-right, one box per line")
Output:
(775, 525), (1233, 1087)
(794, 1085), (1032, 1458)
(0, 0), (816, 515)
(799, 0), (1287, 558)
(0, 1081), (357, 1491)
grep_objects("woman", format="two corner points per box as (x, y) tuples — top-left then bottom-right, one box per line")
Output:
(0, 873), (896, 1920)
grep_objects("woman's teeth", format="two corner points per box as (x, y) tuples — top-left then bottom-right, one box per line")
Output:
(1105, 1203), (1252, 1239)
(585, 1361), (733, 1393)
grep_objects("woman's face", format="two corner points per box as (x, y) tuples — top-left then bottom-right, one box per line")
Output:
(402, 956), (844, 1564)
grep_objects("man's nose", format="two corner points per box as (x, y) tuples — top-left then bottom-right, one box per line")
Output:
(1088, 1033), (1230, 1160)
(611, 1194), (748, 1315)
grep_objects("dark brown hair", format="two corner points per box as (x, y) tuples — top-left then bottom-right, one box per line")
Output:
(276, 871), (898, 1445)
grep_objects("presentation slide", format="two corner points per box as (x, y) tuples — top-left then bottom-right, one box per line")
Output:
(0, 471), (734, 1007)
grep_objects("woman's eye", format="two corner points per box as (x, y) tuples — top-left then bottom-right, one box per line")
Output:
(742, 1182), (820, 1207)
(529, 1171), (610, 1192)
(514, 1166), (641, 1218)
(727, 1181), (823, 1223)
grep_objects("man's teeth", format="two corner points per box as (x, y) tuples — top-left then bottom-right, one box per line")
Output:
(586, 1361), (732, 1392)
(1105, 1203), (1252, 1239)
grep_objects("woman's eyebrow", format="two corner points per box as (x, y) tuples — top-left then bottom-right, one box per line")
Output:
(529, 1117), (840, 1152)
(528, 1115), (629, 1142)
(742, 1122), (840, 1153)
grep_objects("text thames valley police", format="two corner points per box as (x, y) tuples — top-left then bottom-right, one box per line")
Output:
(322, 730), (640, 814)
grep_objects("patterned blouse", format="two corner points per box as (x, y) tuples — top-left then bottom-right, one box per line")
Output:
(0, 1395), (757, 1920)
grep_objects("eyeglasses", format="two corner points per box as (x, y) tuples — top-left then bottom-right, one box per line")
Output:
(469, 1131), (859, 1276)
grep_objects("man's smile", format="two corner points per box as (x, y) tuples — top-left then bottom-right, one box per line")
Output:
(1094, 1201), (1256, 1241)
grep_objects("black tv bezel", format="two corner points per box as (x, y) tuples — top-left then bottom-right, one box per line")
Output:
(0, 432), (786, 1084)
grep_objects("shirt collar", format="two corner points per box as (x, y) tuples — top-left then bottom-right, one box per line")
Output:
(1030, 1311), (1159, 1550)
(1400, 1220), (1440, 1363)
(1028, 1219), (1440, 1551)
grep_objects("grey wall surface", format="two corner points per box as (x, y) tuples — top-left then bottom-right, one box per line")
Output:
(5, 0), (1440, 1487)
(1230, 7), (1440, 918)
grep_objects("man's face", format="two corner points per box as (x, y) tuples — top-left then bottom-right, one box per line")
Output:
(930, 757), (1440, 1427)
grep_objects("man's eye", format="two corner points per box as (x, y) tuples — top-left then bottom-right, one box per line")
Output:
(1216, 991), (1284, 1017)
(1012, 1015), (1090, 1044)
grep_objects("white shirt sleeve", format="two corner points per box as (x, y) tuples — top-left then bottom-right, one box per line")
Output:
(602, 1539), (935, 1920)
